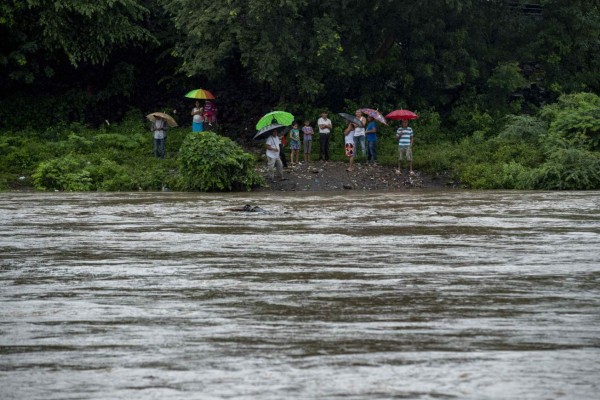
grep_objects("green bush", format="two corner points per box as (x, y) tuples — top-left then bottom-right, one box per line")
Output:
(94, 133), (142, 151)
(178, 131), (263, 191)
(459, 163), (504, 189)
(33, 154), (158, 191)
(411, 109), (444, 144)
(85, 158), (135, 191)
(540, 92), (600, 150)
(526, 148), (600, 190)
(415, 141), (460, 174)
(128, 157), (180, 191)
(449, 103), (495, 139)
(498, 115), (547, 142)
(33, 155), (93, 191)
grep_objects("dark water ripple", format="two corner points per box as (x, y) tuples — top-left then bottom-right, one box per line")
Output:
(1, 191), (599, 399)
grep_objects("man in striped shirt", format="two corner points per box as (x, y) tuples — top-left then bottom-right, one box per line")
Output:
(396, 119), (414, 175)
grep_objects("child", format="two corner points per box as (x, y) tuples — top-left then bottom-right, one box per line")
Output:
(289, 122), (301, 165)
(204, 100), (217, 125)
(344, 122), (355, 172)
(279, 131), (288, 168)
(302, 120), (314, 164)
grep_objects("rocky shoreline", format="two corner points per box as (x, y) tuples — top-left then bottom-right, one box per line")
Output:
(254, 161), (458, 192)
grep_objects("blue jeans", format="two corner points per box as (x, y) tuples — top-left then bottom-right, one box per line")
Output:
(367, 141), (377, 161)
(154, 138), (165, 159)
(353, 135), (366, 158)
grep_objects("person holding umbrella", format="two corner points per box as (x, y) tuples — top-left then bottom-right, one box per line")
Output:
(396, 119), (415, 175)
(365, 116), (378, 163)
(191, 100), (204, 132)
(151, 115), (168, 159)
(353, 110), (367, 159)
(265, 128), (285, 182)
(385, 109), (418, 175)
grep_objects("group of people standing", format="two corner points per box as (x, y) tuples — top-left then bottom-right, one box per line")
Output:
(265, 110), (415, 181)
(342, 110), (381, 172)
(191, 100), (217, 132)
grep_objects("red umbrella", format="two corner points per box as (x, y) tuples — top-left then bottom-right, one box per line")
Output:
(386, 109), (419, 121)
(357, 108), (387, 125)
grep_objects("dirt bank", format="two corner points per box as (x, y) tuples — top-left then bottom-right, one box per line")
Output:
(254, 161), (458, 192)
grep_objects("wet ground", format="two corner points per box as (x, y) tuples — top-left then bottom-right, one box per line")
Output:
(254, 161), (456, 191)
(1, 191), (599, 399)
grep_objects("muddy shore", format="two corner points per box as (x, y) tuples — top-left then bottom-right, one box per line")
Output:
(254, 161), (458, 192)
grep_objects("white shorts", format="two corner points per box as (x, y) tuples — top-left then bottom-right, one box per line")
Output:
(398, 146), (412, 161)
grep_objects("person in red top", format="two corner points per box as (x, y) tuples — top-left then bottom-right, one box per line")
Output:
(204, 100), (217, 126)
(279, 130), (288, 168)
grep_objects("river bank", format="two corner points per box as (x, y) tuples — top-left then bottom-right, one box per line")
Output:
(254, 160), (458, 192)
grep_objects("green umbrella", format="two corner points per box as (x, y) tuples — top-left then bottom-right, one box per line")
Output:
(256, 111), (294, 130)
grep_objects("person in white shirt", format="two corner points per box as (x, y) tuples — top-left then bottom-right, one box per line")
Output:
(352, 110), (367, 159)
(317, 111), (332, 161)
(265, 129), (285, 181)
(151, 116), (167, 159)
(191, 101), (204, 132)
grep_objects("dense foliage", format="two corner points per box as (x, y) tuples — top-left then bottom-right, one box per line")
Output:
(178, 131), (262, 191)
(1, 115), (185, 191)
(2, 1), (598, 127)
(0, 1), (599, 191)
(1, 93), (599, 191)
(426, 93), (600, 189)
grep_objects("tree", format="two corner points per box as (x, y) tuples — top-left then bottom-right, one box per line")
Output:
(0, 0), (153, 85)
(530, 0), (600, 94)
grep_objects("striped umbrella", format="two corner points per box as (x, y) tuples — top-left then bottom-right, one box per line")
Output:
(357, 108), (387, 125)
(185, 89), (216, 99)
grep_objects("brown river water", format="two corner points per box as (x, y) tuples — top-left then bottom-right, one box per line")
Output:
(1, 191), (599, 399)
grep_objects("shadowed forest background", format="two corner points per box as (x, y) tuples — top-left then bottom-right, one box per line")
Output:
(1, 0), (599, 191)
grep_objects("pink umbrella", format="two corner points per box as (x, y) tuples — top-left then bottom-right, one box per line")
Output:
(357, 108), (387, 125)
(386, 109), (419, 121)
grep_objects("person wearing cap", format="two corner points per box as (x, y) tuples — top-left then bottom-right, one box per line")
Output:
(317, 111), (332, 161)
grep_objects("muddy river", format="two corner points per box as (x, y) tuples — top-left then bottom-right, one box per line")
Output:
(1, 191), (599, 399)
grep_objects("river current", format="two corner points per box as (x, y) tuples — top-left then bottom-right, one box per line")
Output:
(1, 191), (599, 399)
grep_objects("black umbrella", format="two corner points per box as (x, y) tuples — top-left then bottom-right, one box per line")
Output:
(253, 123), (288, 140)
(338, 112), (364, 128)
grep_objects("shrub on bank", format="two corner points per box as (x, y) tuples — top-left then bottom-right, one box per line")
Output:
(178, 131), (263, 191)
(32, 155), (136, 191)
